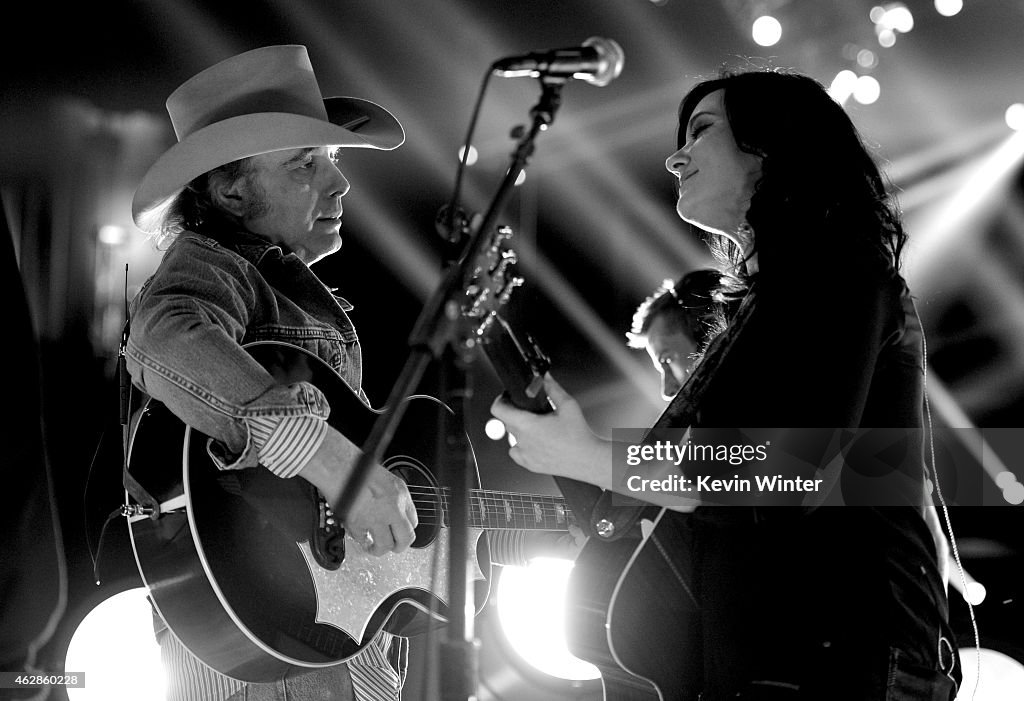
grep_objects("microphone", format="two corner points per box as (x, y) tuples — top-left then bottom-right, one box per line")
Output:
(492, 36), (624, 87)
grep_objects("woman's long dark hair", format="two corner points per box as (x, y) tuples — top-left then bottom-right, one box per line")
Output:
(677, 69), (907, 294)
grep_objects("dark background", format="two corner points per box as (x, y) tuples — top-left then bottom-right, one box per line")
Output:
(3, 0), (1023, 698)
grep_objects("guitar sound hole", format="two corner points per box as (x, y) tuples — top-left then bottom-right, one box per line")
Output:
(385, 459), (442, 549)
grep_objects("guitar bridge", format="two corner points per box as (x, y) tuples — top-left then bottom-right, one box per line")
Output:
(311, 492), (346, 570)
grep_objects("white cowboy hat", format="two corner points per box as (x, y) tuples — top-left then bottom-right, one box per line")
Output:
(132, 44), (404, 230)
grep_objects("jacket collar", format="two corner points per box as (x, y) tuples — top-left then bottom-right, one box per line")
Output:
(199, 226), (355, 311)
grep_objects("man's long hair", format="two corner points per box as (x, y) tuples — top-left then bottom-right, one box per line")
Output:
(151, 158), (265, 249)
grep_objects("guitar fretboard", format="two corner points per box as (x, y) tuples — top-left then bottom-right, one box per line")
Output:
(407, 487), (572, 531)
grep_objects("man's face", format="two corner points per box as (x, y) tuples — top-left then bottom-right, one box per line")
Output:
(644, 313), (697, 401)
(241, 146), (350, 264)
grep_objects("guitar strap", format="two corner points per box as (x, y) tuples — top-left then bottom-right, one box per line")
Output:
(588, 283), (761, 541)
(119, 304), (163, 519)
(650, 281), (759, 435)
(122, 395), (163, 519)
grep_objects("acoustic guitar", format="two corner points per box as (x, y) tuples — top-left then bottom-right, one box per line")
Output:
(126, 341), (574, 683)
(467, 226), (702, 700)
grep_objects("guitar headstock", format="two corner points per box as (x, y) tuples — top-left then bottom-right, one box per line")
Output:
(461, 225), (520, 335)
(460, 225), (552, 411)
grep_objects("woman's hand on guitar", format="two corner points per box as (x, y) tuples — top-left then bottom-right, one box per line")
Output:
(491, 374), (613, 490)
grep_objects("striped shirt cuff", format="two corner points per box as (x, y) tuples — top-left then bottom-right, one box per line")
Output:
(249, 415), (328, 479)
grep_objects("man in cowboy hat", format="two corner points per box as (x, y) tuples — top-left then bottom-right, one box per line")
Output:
(126, 45), (415, 700)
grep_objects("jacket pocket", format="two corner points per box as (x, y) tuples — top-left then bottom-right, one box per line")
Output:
(886, 649), (957, 701)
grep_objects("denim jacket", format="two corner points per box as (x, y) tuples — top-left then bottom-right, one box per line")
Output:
(125, 228), (364, 469)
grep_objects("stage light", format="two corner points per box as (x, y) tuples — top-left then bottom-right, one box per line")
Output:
(1003, 481), (1024, 505)
(514, 170), (527, 186)
(994, 471), (1017, 489)
(964, 581), (987, 606)
(458, 144), (479, 166)
(876, 28), (897, 47)
(853, 75), (881, 105)
(935, 0), (963, 17)
(956, 647), (1024, 700)
(485, 418), (507, 440)
(1005, 103), (1024, 131)
(907, 129), (1024, 291)
(993, 470), (1024, 503)
(874, 3), (914, 33)
(885, 5), (914, 32)
(751, 15), (782, 47)
(828, 70), (858, 104)
(856, 49), (878, 69)
(98, 224), (128, 246)
(65, 587), (165, 700)
(873, 3), (913, 46)
(495, 558), (600, 681)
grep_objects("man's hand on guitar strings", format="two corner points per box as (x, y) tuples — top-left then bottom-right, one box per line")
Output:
(491, 373), (613, 490)
(343, 465), (418, 556)
(298, 425), (418, 556)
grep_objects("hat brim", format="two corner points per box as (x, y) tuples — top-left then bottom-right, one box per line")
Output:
(132, 97), (404, 230)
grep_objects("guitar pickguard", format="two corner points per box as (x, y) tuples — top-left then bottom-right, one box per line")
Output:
(298, 528), (486, 642)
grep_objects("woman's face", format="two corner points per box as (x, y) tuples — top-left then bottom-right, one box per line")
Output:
(665, 89), (762, 246)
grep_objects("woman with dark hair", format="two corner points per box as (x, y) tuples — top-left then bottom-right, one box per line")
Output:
(492, 69), (959, 699)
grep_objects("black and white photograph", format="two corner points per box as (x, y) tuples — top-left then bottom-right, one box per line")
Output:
(3, 1), (1024, 699)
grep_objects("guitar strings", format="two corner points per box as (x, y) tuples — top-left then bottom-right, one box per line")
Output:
(403, 492), (573, 528)
(404, 485), (566, 499)
(405, 492), (571, 512)
(324, 486), (573, 528)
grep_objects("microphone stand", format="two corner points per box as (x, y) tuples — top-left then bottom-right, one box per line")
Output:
(335, 75), (568, 701)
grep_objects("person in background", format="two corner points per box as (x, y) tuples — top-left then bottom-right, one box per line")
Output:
(627, 268), (728, 399)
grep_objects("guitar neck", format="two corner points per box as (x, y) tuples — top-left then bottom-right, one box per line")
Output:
(423, 487), (573, 531)
(475, 314), (605, 534)
(472, 488), (572, 531)
(479, 314), (554, 414)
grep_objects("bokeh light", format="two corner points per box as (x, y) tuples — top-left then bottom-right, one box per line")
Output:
(495, 558), (601, 681)
(484, 417), (507, 440)
(65, 588), (165, 701)
(751, 15), (782, 47)
(956, 648), (1024, 700)
(1005, 103), (1024, 131)
(829, 69), (858, 104)
(935, 0), (963, 18)
(853, 75), (881, 104)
